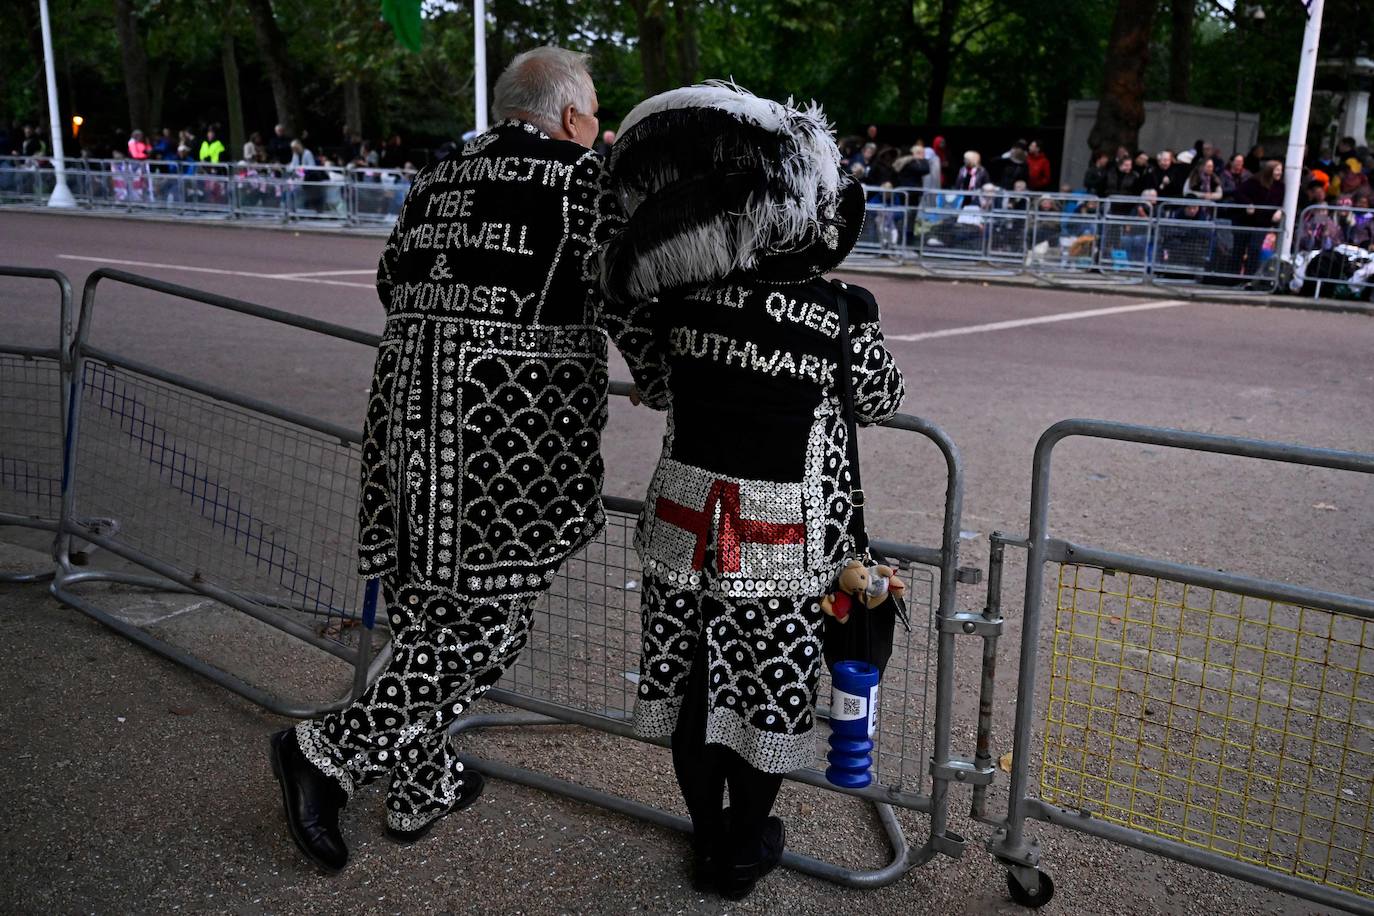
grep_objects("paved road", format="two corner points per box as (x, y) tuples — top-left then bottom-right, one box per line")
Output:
(3, 210), (1373, 915)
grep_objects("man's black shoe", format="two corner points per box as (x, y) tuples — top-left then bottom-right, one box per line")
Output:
(384, 770), (486, 845)
(268, 729), (349, 873)
(718, 816), (785, 901)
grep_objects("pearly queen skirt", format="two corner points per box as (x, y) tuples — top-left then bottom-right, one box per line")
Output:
(632, 568), (827, 775)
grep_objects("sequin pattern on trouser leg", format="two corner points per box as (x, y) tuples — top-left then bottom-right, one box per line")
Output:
(295, 579), (535, 833)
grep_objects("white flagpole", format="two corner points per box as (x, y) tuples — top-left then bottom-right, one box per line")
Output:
(39, 0), (76, 207)
(473, 0), (488, 132)
(1280, 0), (1324, 258)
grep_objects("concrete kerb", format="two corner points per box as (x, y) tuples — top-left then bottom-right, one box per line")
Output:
(7, 204), (1374, 316)
(838, 261), (1374, 316)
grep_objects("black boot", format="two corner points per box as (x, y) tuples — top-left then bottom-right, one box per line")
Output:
(689, 807), (732, 892)
(718, 816), (785, 901)
(672, 641), (730, 892)
(268, 729), (349, 873)
(385, 771), (486, 844)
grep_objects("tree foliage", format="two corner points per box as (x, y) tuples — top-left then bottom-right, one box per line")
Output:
(3, 0), (1369, 157)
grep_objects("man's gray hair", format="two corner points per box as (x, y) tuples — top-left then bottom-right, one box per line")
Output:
(492, 46), (595, 133)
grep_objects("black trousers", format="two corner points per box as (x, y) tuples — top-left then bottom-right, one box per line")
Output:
(671, 640), (784, 864)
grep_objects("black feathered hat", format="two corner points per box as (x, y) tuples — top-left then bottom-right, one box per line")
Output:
(600, 81), (864, 304)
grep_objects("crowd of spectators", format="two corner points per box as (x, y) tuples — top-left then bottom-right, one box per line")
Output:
(839, 125), (1372, 286)
(6, 117), (1372, 291)
(838, 128), (1056, 206)
(1295, 136), (1374, 247)
(3, 121), (419, 216)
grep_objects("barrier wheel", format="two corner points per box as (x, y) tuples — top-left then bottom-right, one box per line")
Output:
(1006, 869), (1055, 908)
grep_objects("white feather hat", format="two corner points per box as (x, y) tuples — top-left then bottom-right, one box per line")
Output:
(600, 81), (863, 304)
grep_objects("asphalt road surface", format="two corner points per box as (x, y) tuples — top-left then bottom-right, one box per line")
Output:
(3, 209), (1373, 916)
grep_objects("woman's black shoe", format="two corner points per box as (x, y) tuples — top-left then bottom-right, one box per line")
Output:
(384, 771), (486, 844)
(718, 816), (785, 901)
(268, 729), (349, 873)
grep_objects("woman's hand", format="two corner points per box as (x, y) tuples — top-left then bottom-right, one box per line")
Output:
(628, 386), (642, 407)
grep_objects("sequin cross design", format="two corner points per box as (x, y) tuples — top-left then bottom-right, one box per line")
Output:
(655, 479), (804, 573)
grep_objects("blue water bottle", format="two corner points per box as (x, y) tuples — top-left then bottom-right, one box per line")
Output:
(827, 660), (880, 788)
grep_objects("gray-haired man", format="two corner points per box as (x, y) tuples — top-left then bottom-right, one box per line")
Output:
(268, 47), (646, 872)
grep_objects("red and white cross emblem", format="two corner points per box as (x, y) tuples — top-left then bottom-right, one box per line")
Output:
(655, 479), (804, 573)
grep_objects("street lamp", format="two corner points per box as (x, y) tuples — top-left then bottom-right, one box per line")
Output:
(38, 0), (76, 207)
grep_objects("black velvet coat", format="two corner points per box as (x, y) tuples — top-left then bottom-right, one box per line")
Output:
(357, 120), (632, 601)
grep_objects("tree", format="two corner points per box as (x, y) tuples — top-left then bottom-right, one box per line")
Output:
(222, 28), (246, 155)
(942, 0), (1113, 127)
(1087, 0), (1158, 156)
(673, 0), (699, 84)
(1169, 0), (1193, 103)
(244, 0), (304, 134)
(112, 0), (151, 131)
(626, 0), (671, 94)
(894, 0), (1001, 125)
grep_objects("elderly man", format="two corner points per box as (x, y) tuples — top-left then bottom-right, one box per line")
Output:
(269, 46), (636, 872)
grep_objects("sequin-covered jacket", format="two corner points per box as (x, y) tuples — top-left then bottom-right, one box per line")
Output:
(357, 120), (644, 600)
(621, 276), (904, 599)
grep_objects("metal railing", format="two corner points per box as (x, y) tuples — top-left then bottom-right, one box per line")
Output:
(0, 267), (72, 582)
(50, 269), (387, 716)
(0, 155), (414, 225)
(0, 163), (1301, 298)
(456, 409), (974, 887)
(898, 190), (1286, 292)
(1291, 205), (1374, 300)
(0, 266), (978, 887)
(5, 264), (1373, 906)
(987, 420), (1374, 913)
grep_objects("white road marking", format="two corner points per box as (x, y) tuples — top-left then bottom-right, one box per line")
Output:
(270, 269), (376, 278)
(885, 299), (1192, 342)
(57, 254), (373, 289)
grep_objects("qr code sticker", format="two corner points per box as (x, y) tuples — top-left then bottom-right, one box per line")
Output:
(842, 696), (862, 717)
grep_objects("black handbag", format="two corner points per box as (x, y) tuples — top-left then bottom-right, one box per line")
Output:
(821, 285), (909, 678)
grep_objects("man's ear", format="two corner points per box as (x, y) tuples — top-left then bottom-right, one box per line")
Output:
(560, 104), (578, 140)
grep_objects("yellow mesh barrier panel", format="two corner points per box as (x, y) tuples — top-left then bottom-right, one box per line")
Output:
(1041, 563), (1374, 900)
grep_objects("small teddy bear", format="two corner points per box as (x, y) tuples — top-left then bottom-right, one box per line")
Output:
(821, 559), (906, 623)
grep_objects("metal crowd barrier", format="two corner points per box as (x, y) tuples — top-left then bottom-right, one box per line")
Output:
(914, 190), (1029, 276)
(5, 263), (1373, 904)
(0, 267), (71, 582)
(1292, 205), (1374, 300)
(456, 405), (978, 887)
(5, 265), (978, 888)
(852, 186), (915, 259)
(902, 191), (1287, 293)
(1148, 198), (1285, 292)
(987, 420), (1374, 912)
(0, 161), (1305, 297)
(0, 155), (412, 227)
(49, 269), (387, 716)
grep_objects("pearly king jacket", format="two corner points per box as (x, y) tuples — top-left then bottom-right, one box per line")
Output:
(357, 119), (637, 601)
(621, 275), (905, 599)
